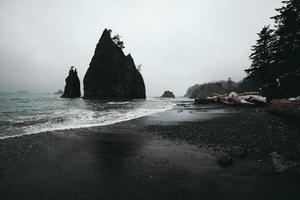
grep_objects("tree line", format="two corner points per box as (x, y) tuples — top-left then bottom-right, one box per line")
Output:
(245, 0), (300, 100)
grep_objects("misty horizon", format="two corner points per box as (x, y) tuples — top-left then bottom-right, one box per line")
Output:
(1, 1), (300, 199)
(0, 0), (282, 96)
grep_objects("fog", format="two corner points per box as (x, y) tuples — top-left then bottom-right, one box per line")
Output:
(0, 0), (282, 96)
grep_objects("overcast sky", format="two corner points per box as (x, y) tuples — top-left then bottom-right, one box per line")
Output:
(0, 0), (283, 96)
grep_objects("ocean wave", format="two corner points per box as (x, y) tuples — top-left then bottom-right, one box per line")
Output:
(0, 100), (175, 140)
(107, 101), (130, 105)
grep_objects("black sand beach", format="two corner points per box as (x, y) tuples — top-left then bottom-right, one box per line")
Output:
(1, 104), (300, 200)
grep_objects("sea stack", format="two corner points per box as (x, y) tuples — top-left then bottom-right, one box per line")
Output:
(83, 29), (146, 99)
(61, 67), (81, 98)
(161, 91), (175, 98)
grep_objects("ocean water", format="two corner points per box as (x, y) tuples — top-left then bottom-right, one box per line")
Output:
(0, 93), (175, 139)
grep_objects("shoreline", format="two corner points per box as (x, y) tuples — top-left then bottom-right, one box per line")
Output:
(0, 99), (176, 140)
(1, 103), (300, 199)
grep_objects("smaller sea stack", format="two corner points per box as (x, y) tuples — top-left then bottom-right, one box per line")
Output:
(61, 66), (81, 98)
(161, 91), (175, 98)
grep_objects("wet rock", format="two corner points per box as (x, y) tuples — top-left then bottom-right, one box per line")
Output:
(61, 66), (81, 98)
(161, 91), (175, 98)
(83, 29), (146, 99)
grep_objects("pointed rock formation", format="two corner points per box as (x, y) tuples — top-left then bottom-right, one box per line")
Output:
(83, 29), (146, 99)
(161, 91), (175, 98)
(61, 67), (81, 98)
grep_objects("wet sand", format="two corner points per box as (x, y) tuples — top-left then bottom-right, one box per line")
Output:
(1, 104), (300, 199)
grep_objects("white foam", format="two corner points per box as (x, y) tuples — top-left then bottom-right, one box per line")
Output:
(107, 101), (130, 105)
(0, 103), (175, 140)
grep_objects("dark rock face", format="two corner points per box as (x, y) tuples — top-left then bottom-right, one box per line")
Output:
(161, 91), (175, 98)
(61, 67), (81, 98)
(83, 29), (146, 99)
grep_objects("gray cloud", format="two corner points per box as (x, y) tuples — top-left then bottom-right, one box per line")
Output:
(0, 0), (282, 96)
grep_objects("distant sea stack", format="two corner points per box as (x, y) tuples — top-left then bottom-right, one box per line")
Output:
(54, 89), (64, 94)
(161, 91), (175, 98)
(83, 29), (146, 99)
(61, 67), (81, 98)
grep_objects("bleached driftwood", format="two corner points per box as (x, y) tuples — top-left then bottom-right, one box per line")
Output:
(194, 92), (266, 106)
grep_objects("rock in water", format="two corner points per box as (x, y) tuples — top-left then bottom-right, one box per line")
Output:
(83, 29), (146, 99)
(161, 91), (175, 98)
(54, 89), (64, 94)
(61, 67), (81, 98)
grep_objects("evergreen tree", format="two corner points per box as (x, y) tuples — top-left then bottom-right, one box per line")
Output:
(245, 26), (276, 85)
(136, 64), (142, 72)
(245, 0), (300, 99)
(227, 77), (233, 92)
(112, 34), (125, 49)
(272, 0), (300, 75)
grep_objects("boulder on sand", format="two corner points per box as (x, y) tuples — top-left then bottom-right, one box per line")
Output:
(83, 29), (146, 99)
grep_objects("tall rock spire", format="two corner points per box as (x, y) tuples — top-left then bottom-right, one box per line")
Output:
(83, 29), (146, 99)
(61, 66), (81, 98)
